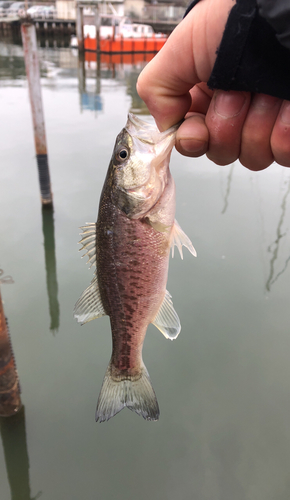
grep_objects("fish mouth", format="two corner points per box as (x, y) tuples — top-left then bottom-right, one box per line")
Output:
(125, 113), (179, 144)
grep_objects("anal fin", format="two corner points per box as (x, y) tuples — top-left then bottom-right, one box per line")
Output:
(152, 290), (181, 340)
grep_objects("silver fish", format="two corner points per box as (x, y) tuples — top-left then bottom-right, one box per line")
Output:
(74, 113), (196, 422)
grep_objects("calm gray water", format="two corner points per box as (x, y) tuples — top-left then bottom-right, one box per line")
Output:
(1, 42), (290, 500)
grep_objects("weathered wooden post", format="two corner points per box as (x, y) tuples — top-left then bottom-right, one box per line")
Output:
(76, 3), (84, 53)
(21, 21), (53, 206)
(0, 280), (22, 417)
(95, 2), (100, 55)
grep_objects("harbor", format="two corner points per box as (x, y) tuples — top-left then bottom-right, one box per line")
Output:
(0, 0), (183, 48)
(2, 2), (290, 499)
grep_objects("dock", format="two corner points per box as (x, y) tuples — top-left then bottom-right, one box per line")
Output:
(0, 16), (177, 43)
(0, 17), (76, 41)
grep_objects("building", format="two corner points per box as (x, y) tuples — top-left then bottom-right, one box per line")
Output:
(57, 0), (186, 22)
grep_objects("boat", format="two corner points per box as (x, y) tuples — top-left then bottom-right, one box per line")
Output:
(70, 15), (167, 53)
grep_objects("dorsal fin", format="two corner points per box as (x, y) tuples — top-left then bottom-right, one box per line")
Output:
(152, 290), (181, 340)
(171, 219), (197, 259)
(79, 222), (97, 269)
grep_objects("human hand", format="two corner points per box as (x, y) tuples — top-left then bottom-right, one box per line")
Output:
(137, 0), (290, 170)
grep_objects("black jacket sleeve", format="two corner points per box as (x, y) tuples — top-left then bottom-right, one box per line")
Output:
(184, 0), (290, 101)
(257, 0), (290, 50)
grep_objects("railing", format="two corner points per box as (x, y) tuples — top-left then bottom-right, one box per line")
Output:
(131, 5), (185, 24)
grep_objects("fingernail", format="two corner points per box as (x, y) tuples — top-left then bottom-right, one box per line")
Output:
(281, 102), (290, 125)
(179, 139), (207, 154)
(214, 91), (246, 118)
(252, 94), (280, 111)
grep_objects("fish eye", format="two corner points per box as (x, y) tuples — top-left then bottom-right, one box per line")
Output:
(116, 147), (129, 161)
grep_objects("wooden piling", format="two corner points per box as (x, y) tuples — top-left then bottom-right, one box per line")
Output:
(21, 21), (53, 206)
(95, 4), (100, 55)
(76, 5), (84, 53)
(0, 290), (22, 417)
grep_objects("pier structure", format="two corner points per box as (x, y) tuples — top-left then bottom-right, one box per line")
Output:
(21, 21), (53, 206)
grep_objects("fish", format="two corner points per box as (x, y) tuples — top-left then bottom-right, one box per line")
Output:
(74, 113), (196, 422)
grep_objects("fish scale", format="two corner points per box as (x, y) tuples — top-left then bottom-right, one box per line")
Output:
(97, 204), (170, 376)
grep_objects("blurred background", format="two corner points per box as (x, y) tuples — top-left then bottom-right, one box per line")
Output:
(1, 4), (290, 499)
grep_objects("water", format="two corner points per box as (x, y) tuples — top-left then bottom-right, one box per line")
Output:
(1, 42), (290, 500)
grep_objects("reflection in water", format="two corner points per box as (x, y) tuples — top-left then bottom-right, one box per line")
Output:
(78, 50), (151, 114)
(0, 270), (14, 285)
(0, 43), (150, 115)
(0, 43), (25, 80)
(125, 65), (149, 115)
(219, 165), (290, 291)
(78, 52), (86, 101)
(221, 163), (235, 214)
(96, 52), (101, 96)
(266, 176), (290, 291)
(0, 406), (41, 500)
(78, 52), (103, 113)
(42, 206), (60, 333)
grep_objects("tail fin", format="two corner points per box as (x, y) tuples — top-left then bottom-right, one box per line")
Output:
(95, 361), (159, 422)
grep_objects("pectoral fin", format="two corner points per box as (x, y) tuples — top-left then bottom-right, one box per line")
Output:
(152, 290), (181, 340)
(144, 216), (169, 233)
(74, 276), (106, 325)
(171, 219), (197, 259)
(79, 222), (97, 269)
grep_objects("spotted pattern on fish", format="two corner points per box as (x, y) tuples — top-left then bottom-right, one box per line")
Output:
(96, 185), (170, 378)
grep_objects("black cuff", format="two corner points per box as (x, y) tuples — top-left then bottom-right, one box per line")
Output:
(208, 0), (290, 100)
(184, 0), (290, 101)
